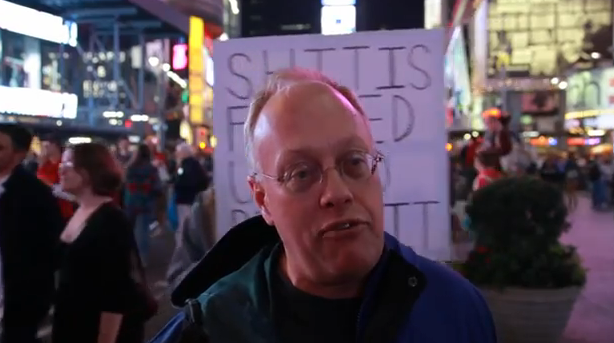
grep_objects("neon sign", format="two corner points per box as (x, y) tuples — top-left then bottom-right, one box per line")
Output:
(172, 44), (188, 70)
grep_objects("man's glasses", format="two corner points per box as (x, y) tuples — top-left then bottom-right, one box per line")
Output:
(254, 151), (384, 193)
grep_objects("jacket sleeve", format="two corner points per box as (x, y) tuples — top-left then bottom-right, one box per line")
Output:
(465, 287), (498, 343)
(496, 130), (512, 156)
(29, 183), (64, 313)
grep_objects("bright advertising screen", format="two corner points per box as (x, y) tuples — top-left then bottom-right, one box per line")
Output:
(321, 5), (356, 35)
(445, 27), (472, 130)
(487, 0), (611, 77)
(0, 0), (77, 46)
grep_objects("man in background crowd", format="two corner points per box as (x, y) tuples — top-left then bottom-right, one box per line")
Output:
(37, 136), (74, 220)
(115, 136), (133, 168)
(0, 123), (64, 342)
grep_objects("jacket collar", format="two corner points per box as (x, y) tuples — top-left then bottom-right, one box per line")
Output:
(171, 216), (279, 306)
(171, 215), (426, 307)
(174, 216), (428, 343)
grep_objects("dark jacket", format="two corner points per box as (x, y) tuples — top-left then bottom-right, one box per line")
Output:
(0, 165), (64, 341)
(174, 157), (208, 205)
(170, 216), (497, 343)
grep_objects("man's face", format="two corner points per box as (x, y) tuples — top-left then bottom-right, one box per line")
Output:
(118, 139), (129, 151)
(249, 82), (385, 286)
(42, 141), (60, 158)
(0, 133), (18, 175)
(486, 117), (501, 132)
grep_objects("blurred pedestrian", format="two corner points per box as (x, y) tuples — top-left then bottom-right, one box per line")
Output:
(0, 123), (64, 343)
(173, 143), (208, 242)
(473, 149), (504, 191)
(38, 135), (75, 221)
(166, 187), (216, 288)
(564, 152), (581, 211)
(125, 144), (163, 266)
(53, 143), (152, 342)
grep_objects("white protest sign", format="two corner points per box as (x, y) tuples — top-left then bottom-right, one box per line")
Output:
(212, 29), (451, 261)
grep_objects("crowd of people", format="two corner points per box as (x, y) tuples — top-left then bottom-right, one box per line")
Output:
(453, 135), (614, 214)
(0, 123), (212, 342)
(5, 67), (611, 343)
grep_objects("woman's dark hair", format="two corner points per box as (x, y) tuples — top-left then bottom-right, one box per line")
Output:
(134, 143), (152, 164)
(71, 143), (123, 197)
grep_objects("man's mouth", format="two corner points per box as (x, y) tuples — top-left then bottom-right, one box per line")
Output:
(320, 219), (368, 237)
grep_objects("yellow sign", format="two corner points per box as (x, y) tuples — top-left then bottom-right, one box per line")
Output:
(189, 16), (205, 125)
(565, 109), (614, 120)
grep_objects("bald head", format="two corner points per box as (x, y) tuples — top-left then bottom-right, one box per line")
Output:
(244, 68), (370, 170)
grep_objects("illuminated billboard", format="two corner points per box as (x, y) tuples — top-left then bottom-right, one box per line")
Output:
(0, 0), (77, 46)
(487, 0), (612, 78)
(321, 5), (356, 35)
(189, 16), (204, 125)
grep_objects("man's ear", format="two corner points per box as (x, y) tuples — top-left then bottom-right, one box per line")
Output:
(248, 176), (274, 226)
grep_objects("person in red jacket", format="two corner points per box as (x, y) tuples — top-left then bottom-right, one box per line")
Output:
(37, 136), (75, 220)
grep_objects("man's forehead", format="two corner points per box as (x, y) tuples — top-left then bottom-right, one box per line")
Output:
(252, 81), (373, 159)
(266, 81), (357, 116)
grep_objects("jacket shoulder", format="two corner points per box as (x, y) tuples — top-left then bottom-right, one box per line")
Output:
(411, 253), (497, 342)
(195, 247), (275, 340)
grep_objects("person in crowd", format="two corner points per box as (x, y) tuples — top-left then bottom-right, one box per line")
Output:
(53, 143), (148, 342)
(481, 108), (512, 168)
(38, 135), (75, 220)
(166, 187), (216, 288)
(473, 149), (504, 191)
(125, 144), (163, 266)
(599, 153), (614, 206)
(0, 123), (64, 343)
(23, 150), (39, 174)
(169, 69), (496, 342)
(115, 136), (133, 168)
(540, 153), (565, 188)
(147, 138), (170, 231)
(564, 152), (581, 211)
(458, 136), (481, 199)
(588, 155), (607, 210)
(174, 142), (209, 239)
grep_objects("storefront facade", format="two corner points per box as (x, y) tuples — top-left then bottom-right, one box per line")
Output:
(564, 67), (614, 152)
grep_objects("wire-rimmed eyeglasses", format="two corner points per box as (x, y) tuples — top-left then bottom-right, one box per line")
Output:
(253, 151), (384, 194)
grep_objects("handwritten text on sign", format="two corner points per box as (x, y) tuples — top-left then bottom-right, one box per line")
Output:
(213, 29), (450, 260)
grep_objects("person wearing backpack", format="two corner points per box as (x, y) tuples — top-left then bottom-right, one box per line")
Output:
(150, 69), (495, 343)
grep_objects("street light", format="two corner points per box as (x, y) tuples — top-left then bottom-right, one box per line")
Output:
(558, 81), (568, 90)
(591, 52), (601, 59)
(550, 77), (559, 85)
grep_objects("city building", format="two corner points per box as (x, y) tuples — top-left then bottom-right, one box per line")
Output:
(236, 0), (426, 38)
(444, 0), (614, 152)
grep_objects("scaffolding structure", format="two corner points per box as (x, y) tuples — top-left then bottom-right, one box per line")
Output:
(7, 0), (189, 139)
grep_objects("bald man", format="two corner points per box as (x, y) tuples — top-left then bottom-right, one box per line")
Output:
(166, 69), (497, 343)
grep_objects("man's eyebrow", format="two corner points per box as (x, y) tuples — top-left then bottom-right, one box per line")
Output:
(279, 136), (368, 158)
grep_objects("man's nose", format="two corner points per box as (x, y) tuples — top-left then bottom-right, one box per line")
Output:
(319, 168), (353, 209)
